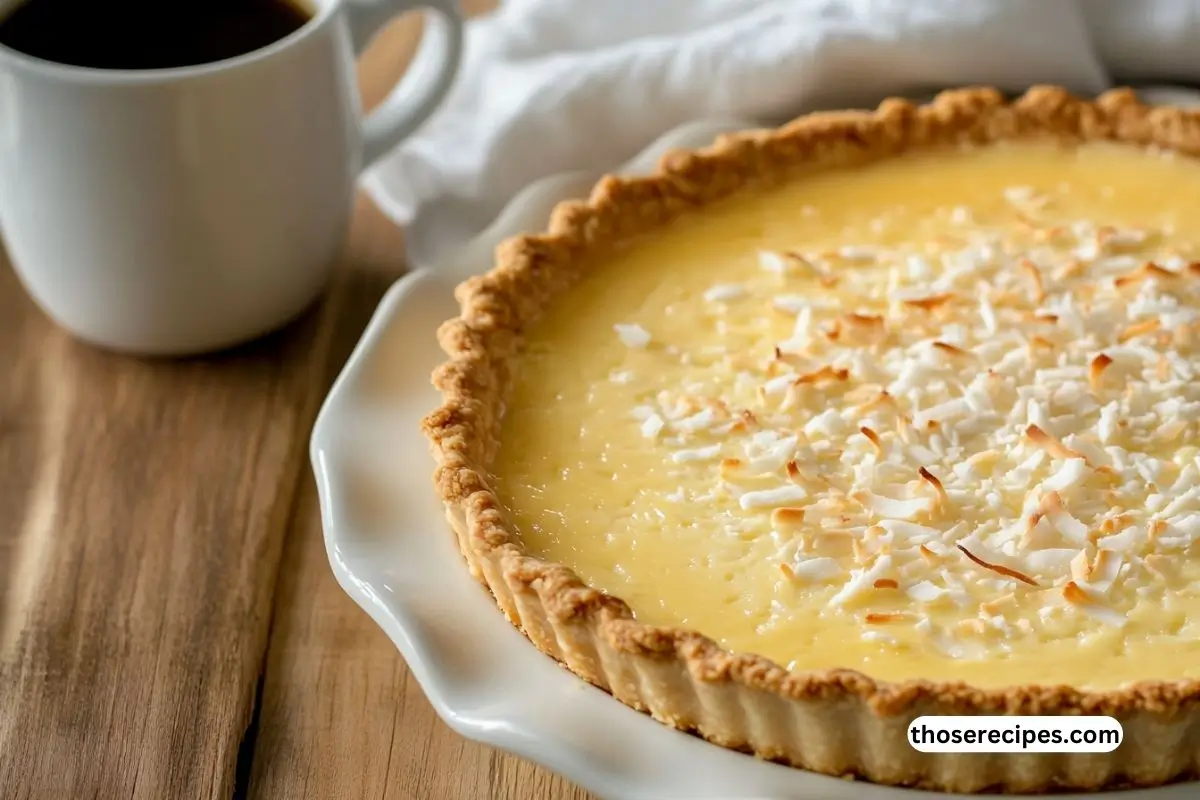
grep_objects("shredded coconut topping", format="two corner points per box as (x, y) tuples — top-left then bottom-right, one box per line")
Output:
(614, 189), (1200, 658)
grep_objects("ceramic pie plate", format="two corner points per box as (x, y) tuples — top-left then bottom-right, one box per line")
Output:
(318, 89), (1200, 799)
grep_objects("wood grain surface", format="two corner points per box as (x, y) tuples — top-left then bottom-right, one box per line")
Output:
(0, 3), (595, 798)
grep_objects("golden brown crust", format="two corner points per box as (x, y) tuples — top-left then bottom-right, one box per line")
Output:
(422, 86), (1200, 793)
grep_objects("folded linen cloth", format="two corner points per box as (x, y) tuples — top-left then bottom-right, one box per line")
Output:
(362, 0), (1200, 268)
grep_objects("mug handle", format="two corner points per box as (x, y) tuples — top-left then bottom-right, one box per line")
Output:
(343, 0), (464, 167)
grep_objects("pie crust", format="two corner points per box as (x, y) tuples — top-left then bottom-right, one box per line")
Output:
(422, 87), (1200, 793)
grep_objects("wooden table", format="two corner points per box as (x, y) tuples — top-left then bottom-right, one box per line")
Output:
(0, 9), (594, 799)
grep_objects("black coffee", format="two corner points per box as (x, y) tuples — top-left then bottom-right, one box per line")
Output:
(0, 0), (311, 70)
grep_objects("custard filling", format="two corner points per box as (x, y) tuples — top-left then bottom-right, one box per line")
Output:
(492, 142), (1200, 689)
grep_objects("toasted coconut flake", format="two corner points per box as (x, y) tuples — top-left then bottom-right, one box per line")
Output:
(1101, 513), (1134, 535)
(1148, 518), (1167, 542)
(956, 544), (1039, 586)
(1089, 353), (1113, 391)
(1020, 511), (1050, 549)
(918, 467), (951, 510)
(778, 563), (795, 579)
(861, 521), (884, 537)
(1104, 227), (1150, 248)
(932, 341), (975, 360)
(1063, 581), (1125, 626)
(1175, 321), (1200, 351)
(794, 365), (851, 386)
(1025, 424), (1088, 463)
(785, 459), (808, 487)
(853, 389), (897, 416)
(844, 384), (884, 405)
(902, 293), (956, 313)
(1036, 491), (1062, 516)
(845, 312), (885, 328)
(719, 458), (743, 479)
(981, 592), (1017, 615)
(1117, 318), (1162, 344)
(781, 250), (816, 268)
(1142, 260), (1177, 277)
(830, 555), (894, 606)
(771, 507), (807, 527)
(1028, 335), (1056, 352)
(841, 312), (886, 344)
(1024, 311), (1059, 324)
(1035, 224), (1068, 243)
(1054, 259), (1087, 280)
(919, 544), (939, 564)
(1038, 490), (1090, 543)
(762, 249), (831, 278)
(860, 426), (884, 455)
(1019, 258), (1046, 302)
(1090, 549), (1122, 587)
(873, 578), (899, 590)
(865, 611), (911, 624)
(1114, 261), (1177, 288)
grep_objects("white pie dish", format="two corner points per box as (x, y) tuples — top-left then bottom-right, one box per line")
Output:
(317, 103), (1200, 799)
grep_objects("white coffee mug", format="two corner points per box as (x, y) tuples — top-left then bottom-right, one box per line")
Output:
(0, 0), (462, 355)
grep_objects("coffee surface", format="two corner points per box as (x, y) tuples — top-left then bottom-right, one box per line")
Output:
(0, 0), (311, 70)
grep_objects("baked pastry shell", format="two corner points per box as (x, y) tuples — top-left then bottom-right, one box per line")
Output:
(422, 86), (1200, 793)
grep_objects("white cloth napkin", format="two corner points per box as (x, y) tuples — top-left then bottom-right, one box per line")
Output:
(362, 0), (1200, 268)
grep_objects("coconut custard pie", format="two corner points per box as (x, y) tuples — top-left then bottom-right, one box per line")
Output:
(423, 88), (1200, 793)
